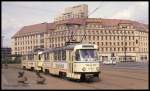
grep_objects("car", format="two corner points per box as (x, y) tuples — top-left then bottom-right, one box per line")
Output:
(103, 60), (116, 65)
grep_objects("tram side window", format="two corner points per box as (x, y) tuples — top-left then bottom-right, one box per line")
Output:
(54, 50), (66, 61)
(28, 55), (34, 60)
(62, 50), (66, 60)
(54, 51), (57, 61)
(23, 56), (26, 60)
(75, 50), (80, 61)
(44, 53), (49, 60)
(58, 50), (61, 61)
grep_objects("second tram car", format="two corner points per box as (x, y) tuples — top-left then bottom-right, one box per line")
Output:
(21, 43), (101, 80)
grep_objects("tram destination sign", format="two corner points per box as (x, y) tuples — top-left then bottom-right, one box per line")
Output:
(82, 45), (94, 48)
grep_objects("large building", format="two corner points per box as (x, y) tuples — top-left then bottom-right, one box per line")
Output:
(2, 47), (12, 61)
(11, 4), (148, 62)
(54, 4), (88, 21)
(2, 47), (11, 56)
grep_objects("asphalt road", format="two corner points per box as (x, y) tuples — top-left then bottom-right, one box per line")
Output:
(1, 62), (148, 90)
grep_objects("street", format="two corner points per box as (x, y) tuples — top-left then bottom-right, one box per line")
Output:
(2, 62), (148, 90)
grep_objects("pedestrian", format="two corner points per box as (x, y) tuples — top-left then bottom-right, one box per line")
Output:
(4, 63), (8, 69)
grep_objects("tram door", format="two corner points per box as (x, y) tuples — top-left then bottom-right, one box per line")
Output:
(36, 54), (44, 71)
(68, 50), (74, 73)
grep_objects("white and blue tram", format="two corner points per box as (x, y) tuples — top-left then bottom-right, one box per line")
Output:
(21, 44), (100, 80)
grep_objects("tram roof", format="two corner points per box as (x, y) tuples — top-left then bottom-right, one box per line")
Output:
(42, 43), (97, 53)
(23, 43), (97, 55)
(42, 44), (78, 53)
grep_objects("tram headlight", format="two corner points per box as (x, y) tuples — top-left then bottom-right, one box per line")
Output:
(82, 67), (86, 71)
(96, 67), (99, 71)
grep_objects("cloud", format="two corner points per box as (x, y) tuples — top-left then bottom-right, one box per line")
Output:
(109, 2), (148, 24)
(110, 7), (134, 19)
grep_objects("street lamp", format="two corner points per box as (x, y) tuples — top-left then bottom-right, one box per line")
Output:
(124, 31), (127, 62)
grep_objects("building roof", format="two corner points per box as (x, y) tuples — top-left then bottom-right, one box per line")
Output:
(12, 18), (148, 38)
(100, 18), (148, 30)
(54, 18), (86, 25)
(12, 23), (55, 38)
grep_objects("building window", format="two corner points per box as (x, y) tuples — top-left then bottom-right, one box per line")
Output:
(136, 39), (138, 44)
(106, 36), (107, 40)
(102, 48), (103, 51)
(121, 42), (123, 46)
(118, 48), (120, 51)
(129, 48), (131, 51)
(128, 31), (130, 34)
(118, 36), (119, 40)
(106, 42), (107, 46)
(96, 30), (99, 34)
(114, 42), (115, 46)
(129, 42), (131, 46)
(114, 48), (116, 51)
(121, 36), (123, 40)
(97, 42), (99, 46)
(110, 36), (112, 40)
(93, 36), (95, 40)
(101, 36), (103, 40)
(106, 48), (108, 51)
(97, 36), (99, 40)
(89, 36), (91, 40)
(133, 36), (134, 40)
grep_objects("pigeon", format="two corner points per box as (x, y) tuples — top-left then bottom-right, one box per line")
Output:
(36, 72), (46, 84)
(17, 71), (28, 84)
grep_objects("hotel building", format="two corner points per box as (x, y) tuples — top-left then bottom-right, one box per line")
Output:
(11, 4), (148, 62)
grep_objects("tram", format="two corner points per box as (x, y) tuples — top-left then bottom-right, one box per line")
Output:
(21, 43), (101, 80)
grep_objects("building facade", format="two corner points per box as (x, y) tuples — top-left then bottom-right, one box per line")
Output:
(11, 4), (148, 62)
(54, 4), (88, 21)
(2, 47), (12, 62)
(2, 47), (11, 57)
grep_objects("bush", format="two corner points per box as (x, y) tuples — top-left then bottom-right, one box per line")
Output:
(2, 56), (21, 64)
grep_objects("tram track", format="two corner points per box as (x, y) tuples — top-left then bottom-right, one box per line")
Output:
(103, 71), (147, 81)
(4, 64), (148, 82)
(2, 64), (148, 89)
(101, 66), (148, 74)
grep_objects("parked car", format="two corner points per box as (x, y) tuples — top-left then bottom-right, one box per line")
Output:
(103, 60), (116, 65)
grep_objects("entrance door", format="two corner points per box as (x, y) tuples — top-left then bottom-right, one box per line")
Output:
(102, 56), (108, 62)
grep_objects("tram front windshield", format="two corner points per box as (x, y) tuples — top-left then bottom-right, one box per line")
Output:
(76, 49), (98, 61)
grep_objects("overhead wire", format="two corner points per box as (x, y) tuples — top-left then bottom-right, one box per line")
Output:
(80, 2), (103, 43)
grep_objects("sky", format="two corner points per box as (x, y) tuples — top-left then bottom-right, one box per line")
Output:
(2, 1), (149, 47)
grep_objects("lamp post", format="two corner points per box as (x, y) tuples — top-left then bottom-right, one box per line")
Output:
(2, 36), (4, 47)
(124, 31), (127, 62)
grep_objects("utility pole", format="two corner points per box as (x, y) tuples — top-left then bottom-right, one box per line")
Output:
(2, 36), (4, 47)
(81, 3), (103, 43)
(124, 30), (127, 62)
(65, 3), (103, 45)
